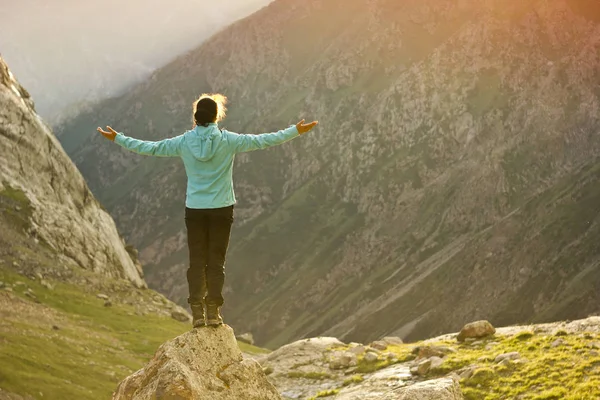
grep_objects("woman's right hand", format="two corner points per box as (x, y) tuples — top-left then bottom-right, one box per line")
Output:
(97, 126), (118, 141)
(296, 119), (319, 135)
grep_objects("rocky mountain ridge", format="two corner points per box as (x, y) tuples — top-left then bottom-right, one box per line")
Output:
(0, 56), (145, 287)
(57, 0), (600, 348)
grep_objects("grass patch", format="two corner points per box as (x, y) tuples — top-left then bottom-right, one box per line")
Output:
(514, 330), (535, 341)
(342, 374), (364, 386)
(286, 371), (334, 380)
(325, 331), (600, 399)
(309, 389), (340, 399)
(0, 267), (269, 400)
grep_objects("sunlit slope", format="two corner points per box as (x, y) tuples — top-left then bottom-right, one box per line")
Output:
(58, 0), (600, 347)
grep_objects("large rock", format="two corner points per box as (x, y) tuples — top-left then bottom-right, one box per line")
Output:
(112, 325), (281, 400)
(0, 56), (145, 287)
(457, 321), (496, 342)
(387, 377), (463, 400)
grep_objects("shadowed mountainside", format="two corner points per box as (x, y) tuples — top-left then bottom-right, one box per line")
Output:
(57, 0), (600, 348)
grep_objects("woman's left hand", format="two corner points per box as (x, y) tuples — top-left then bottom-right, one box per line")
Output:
(97, 126), (118, 141)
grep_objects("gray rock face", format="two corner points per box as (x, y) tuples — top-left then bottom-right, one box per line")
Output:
(112, 325), (281, 400)
(0, 57), (145, 288)
(389, 377), (463, 400)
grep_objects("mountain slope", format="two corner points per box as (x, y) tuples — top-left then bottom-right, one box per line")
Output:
(0, 56), (267, 400)
(0, 56), (145, 287)
(0, 0), (272, 119)
(58, 0), (600, 348)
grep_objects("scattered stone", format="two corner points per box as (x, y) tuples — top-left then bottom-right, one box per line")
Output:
(485, 342), (499, 351)
(4, 287), (12, 292)
(344, 366), (359, 375)
(385, 352), (397, 360)
(40, 280), (54, 290)
(113, 326), (281, 400)
(14, 281), (26, 288)
(104, 300), (112, 307)
(369, 341), (388, 351)
(35, 272), (43, 281)
(411, 358), (432, 376)
(236, 333), (255, 345)
(494, 352), (520, 363)
(96, 293), (109, 300)
(499, 358), (513, 367)
(0, 281), (4, 289)
(52, 325), (60, 331)
(588, 342), (600, 350)
(170, 310), (191, 323)
(393, 377), (462, 399)
(589, 350), (599, 357)
(348, 345), (366, 355)
(551, 339), (564, 348)
(429, 356), (444, 371)
(457, 320), (496, 342)
(458, 365), (478, 380)
(329, 352), (358, 370)
(24, 289), (38, 302)
(413, 345), (454, 360)
(364, 352), (379, 363)
(471, 340), (484, 346)
(382, 336), (404, 345)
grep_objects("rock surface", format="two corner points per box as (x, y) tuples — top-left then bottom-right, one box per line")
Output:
(0, 56), (145, 288)
(112, 325), (281, 400)
(457, 321), (496, 342)
(388, 377), (463, 400)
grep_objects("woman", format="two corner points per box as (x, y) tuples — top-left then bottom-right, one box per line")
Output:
(98, 94), (318, 327)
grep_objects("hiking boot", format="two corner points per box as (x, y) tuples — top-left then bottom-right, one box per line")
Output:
(190, 303), (206, 328)
(206, 303), (224, 326)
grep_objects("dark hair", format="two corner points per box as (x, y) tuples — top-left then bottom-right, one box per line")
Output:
(192, 94), (227, 127)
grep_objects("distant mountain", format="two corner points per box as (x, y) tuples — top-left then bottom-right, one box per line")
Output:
(0, 0), (272, 120)
(58, 0), (600, 348)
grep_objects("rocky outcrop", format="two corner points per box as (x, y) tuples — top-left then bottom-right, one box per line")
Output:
(0, 56), (145, 287)
(387, 377), (463, 400)
(112, 325), (281, 400)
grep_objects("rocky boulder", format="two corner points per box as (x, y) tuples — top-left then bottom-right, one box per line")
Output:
(388, 377), (463, 400)
(457, 320), (496, 342)
(112, 325), (281, 400)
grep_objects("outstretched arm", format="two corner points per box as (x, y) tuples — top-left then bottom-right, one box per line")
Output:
(227, 119), (318, 153)
(97, 126), (183, 157)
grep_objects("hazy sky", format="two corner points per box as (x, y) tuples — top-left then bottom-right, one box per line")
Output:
(0, 0), (272, 119)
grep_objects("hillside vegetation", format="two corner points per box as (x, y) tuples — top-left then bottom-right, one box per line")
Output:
(0, 187), (267, 400)
(57, 0), (600, 348)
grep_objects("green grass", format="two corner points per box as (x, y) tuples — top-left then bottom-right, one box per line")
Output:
(286, 371), (334, 380)
(342, 374), (364, 386)
(0, 267), (268, 400)
(309, 389), (340, 399)
(327, 330), (600, 400)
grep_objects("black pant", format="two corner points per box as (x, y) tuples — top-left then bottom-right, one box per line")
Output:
(185, 205), (234, 307)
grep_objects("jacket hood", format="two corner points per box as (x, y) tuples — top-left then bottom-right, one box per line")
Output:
(186, 123), (222, 161)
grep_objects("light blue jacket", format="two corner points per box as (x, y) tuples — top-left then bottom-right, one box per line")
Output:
(114, 123), (300, 209)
